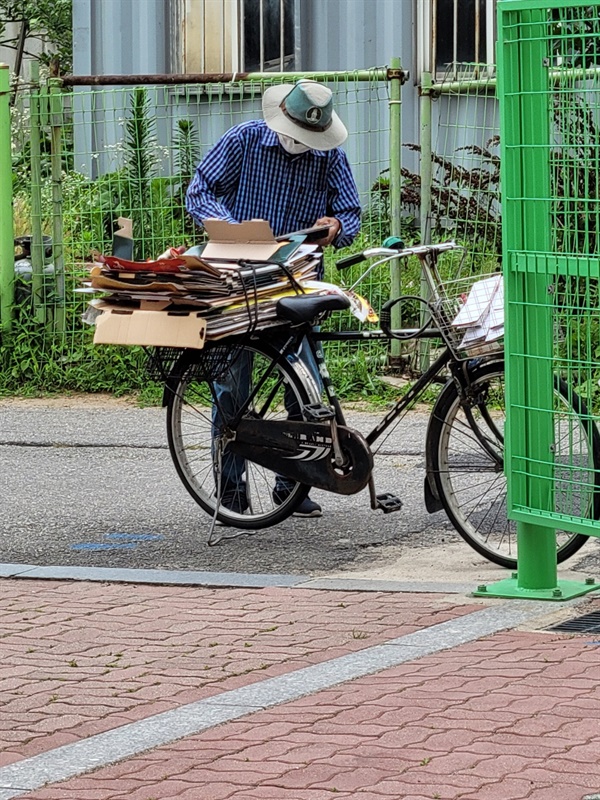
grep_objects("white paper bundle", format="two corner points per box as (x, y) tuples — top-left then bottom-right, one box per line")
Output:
(451, 274), (504, 350)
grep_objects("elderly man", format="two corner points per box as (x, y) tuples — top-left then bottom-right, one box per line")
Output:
(186, 79), (361, 519)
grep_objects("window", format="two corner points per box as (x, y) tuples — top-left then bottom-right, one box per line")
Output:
(243, 0), (295, 71)
(417, 0), (496, 78)
(176, 0), (296, 74)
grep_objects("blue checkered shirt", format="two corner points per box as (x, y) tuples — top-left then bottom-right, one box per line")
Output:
(186, 120), (361, 250)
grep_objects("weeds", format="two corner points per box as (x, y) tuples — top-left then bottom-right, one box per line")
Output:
(399, 138), (502, 255)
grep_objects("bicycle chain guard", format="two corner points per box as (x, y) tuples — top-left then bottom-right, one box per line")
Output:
(229, 419), (373, 495)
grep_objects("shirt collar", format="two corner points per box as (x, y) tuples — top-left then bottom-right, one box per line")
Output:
(260, 124), (327, 157)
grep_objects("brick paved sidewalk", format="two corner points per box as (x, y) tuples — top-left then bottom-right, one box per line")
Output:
(1, 577), (599, 800)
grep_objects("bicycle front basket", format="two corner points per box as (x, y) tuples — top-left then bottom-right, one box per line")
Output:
(429, 270), (505, 361)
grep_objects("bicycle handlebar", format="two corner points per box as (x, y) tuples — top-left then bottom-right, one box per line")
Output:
(335, 240), (459, 271)
(335, 251), (369, 269)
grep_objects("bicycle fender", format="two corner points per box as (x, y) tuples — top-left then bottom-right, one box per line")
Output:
(230, 419), (373, 495)
(424, 475), (443, 513)
(423, 393), (445, 513)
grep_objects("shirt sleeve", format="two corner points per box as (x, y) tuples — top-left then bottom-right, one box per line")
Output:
(185, 126), (244, 227)
(326, 149), (362, 249)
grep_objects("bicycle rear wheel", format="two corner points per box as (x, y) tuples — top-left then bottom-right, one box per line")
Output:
(166, 340), (313, 530)
(428, 360), (599, 569)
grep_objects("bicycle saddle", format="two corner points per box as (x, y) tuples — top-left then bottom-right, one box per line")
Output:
(276, 293), (350, 324)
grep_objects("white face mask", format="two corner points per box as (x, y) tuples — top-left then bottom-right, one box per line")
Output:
(277, 133), (311, 155)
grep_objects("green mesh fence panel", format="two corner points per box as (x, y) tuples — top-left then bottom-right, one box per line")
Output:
(395, 65), (501, 375)
(427, 65), (500, 267)
(500, 1), (600, 538)
(5, 72), (393, 392)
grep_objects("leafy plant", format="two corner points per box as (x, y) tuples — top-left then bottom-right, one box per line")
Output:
(0, 0), (73, 75)
(171, 119), (202, 241)
(174, 119), (201, 181)
(400, 138), (502, 254)
(122, 87), (158, 259)
(551, 92), (600, 256)
(550, 5), (600, 70)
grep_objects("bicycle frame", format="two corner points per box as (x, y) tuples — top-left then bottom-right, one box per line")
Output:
(309, 328), (451, 442)
(218, 239), (502, 476)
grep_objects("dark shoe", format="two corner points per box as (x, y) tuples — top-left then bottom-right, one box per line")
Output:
(220, 489), (248, 515)
(273, 487), (322, 518)
(293, 496), (322, 518)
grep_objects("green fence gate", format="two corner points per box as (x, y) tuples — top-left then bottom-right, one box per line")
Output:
(476, 0), (600, 600)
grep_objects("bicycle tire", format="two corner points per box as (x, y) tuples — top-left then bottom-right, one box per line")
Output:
(428, 360), (599, 569)
(166, 340), (313, 530)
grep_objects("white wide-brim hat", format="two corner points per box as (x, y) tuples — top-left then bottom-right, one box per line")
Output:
(262, 80), (348, 151)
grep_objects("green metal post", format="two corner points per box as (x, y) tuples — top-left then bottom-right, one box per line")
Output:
(0, 64), (14, 333)
(419, 71), (433, 370)
(49, 79), (66, 333)
(474, 1), (599, 601)
(388, 56), (404, 365)
(29, 61), (46, 323)
(419, 72), (433, 245)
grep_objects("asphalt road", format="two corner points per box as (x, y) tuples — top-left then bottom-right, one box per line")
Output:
(1, 397), (598, 580)
(0, 397), (466, 573)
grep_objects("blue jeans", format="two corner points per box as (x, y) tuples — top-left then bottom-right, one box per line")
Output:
(212, 334), (322, 496)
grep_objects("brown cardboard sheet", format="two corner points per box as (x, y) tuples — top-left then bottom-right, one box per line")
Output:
(93, 305), (207, 349)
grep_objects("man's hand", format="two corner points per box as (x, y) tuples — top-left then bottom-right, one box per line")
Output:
(313, 217), (341, 246)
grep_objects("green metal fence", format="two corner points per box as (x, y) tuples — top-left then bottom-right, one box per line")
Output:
(2, 58), (512, 404)
(419, 65), (500, 264)
(1, 67), (401, 392)
(2, 58), (509, 394)
(476, 0), (600, 601)
(0, 65), (13, 333)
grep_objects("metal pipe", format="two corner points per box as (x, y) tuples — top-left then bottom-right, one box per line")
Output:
(419, 71), (434, 370)
(431, 63), (600, 96)
(453, 0), (458, 71)
(431, 76), (497, 93)
(29, 61), (46, 323)
(388, 56), (404, 364)
(0, 64), (14, 333)
(431, 0), (437, 75)
(419, 72), (433, 245)
(49, 80), (66, 333)
(60, 68), (389, 86)
(280, 0), (284, 70)
(474, 0), (480, 65)
(259, 0), (264, 72)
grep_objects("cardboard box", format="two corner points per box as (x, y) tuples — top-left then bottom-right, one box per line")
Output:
(93, 305), (207, 349)
(202, 218), (283, 261)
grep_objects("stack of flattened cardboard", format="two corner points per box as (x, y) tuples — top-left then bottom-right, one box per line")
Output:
(82, 219), (324, 349)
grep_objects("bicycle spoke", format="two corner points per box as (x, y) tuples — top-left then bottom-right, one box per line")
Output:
(431, 362), (594, 569)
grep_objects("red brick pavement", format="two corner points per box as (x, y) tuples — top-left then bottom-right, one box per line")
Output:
(17, 621), (600, 800)
(0, 580), (600, 800)
(0, 579), (478, 766)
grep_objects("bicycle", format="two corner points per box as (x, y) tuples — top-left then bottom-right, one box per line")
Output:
(158, 241), (600, 569)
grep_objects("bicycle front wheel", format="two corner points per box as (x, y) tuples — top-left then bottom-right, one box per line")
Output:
(428, 360), (599, 569)
(166, 340), (313, 530)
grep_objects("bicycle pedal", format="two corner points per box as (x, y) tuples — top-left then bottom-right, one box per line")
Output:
(303, 403), (335, 422)
(375, 493), (404, 513)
